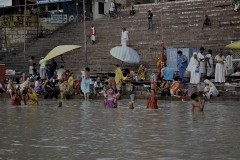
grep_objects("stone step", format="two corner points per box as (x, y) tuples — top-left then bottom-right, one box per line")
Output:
(2, 0), (239, 74)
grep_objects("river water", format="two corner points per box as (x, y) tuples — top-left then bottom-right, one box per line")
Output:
(0, 99), (240, 160)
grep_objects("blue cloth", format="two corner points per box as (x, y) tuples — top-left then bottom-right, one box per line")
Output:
(46, 68), (53, 80)
(148, 19), (153, 29)
(51, 60), (58, 71)
(163, 67), (175, 81)
(81, 76), (90, 93)
(177, 55), (188, 82)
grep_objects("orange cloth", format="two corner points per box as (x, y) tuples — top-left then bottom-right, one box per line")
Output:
(157, 55), (167, 77)
(147, 94), (158, 109)
(171, 81), (180, 95)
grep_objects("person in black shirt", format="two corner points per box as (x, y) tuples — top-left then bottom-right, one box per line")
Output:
(130, 6), (135, 16)
(202, 15), (211, 30)
(148, 10), (153, 29)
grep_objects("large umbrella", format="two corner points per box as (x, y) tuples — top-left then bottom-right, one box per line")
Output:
(226, 40), (240, 49)
(39, 45), (81, 64)
(110, 46), (140, 63)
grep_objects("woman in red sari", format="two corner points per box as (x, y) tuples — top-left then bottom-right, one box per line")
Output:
(147, 89), (158, 109)
(12, 89), (22, 106)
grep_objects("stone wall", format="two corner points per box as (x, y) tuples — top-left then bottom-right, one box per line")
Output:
(0, 14), (65, 53)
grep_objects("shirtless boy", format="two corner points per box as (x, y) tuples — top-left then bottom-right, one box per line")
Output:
(191, 92), (205, 112)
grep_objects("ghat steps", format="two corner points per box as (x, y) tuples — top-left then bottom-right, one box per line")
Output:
(3, 0), (239, 75)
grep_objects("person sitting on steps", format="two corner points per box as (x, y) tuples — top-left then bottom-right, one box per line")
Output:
(202, 15), (211, 30)
(130, 6), (135, 16)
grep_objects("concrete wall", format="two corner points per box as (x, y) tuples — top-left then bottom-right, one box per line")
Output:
(0, 15), (65, 52)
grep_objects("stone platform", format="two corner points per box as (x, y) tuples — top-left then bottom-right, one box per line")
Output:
(1, 83), (240, 102)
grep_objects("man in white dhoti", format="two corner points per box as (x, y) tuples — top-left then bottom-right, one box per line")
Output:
(186, 52), (201, 84)
(121, 27), (128, 46)
(39, 57), (46, 80)
(214, 51), (226, 83)
(197, 47), (206, 82)
(203, 79), (219, 99)
(226, 51), (233, 75)
(109, 1), (115, 17)
(205, 49), (214, 76)
(90, 24), (96, 45)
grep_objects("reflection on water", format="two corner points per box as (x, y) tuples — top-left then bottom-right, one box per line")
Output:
(0, 99), (240, 160)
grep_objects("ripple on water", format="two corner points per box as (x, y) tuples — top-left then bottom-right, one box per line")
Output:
(0, 100), (240, 159)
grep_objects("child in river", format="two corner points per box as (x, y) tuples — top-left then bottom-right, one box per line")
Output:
(104, 87), (118, 108)
(191, 92), (205, 112)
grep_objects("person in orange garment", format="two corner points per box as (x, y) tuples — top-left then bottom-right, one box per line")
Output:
(147, 89), (158, 109)
(170, 77), (182, 96)
(157, 46), (167, 78)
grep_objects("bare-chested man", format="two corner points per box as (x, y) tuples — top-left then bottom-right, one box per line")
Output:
(191, 92), (205, 112)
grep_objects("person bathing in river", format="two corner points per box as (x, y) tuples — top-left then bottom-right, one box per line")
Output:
(104, 87), (118, 108)
(191, 92), (205, 112)
(27, 88), (39, 106)
(11, 89), (23, 106)
(147, 89), (158, 109)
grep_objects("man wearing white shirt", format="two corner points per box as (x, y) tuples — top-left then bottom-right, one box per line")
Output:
(39, 57), (46, 80)
(205, 49), (214, 76)
(57, 65), (66, 80)
(226, 51), (233, 75)
(109, 1), (115, 17)
(197, 47), (206, 82)
(121, 27), (128, 46)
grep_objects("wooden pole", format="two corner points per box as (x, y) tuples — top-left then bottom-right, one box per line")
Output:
(83, 0), (88, 67)
(160, 2), (165, 67)
(23, 0), (27, 61)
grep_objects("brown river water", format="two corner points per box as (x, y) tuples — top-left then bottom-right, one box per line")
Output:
(0, 99), (240, 160)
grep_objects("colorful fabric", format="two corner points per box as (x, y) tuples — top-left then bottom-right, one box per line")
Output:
(115, 67), (123, 85)
(177, 54), (188, 82)
(170, 81), (181, 95)
(137, 65), (149, 81)
(27, 91), (39, 106)
(163, 67), (175, 81)
(104, 93), (117, 108)
(147, 94), (158, 109)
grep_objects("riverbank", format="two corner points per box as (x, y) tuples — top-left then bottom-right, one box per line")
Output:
(1, 83), (240, 102)
(1, 91), (240, 102)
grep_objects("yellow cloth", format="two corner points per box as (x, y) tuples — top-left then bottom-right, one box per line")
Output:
(137, 65), (149, 81)
(68, 76), (74, 89)
(67, 76), (74, 94)
(115, 67), (123, 85)
(27, 91), (38, 106)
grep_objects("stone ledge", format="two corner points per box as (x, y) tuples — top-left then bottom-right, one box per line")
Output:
(1, 94), (239, 102)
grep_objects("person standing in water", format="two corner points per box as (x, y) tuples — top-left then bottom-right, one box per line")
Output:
(81, 67), (91, 101)
(147, 89), (158, 109)
(191, 92), (205, 112)
(104, 87), (118, 108)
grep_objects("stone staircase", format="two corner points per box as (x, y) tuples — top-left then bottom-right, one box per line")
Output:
(3, 0), (240, 75)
